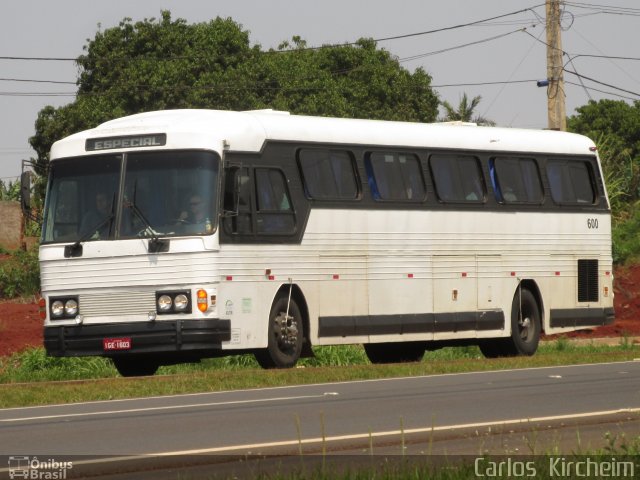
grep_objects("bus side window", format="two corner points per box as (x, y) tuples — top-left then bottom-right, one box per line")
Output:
(429, 154), (484, 203)
(298, 149), (358, 200)
(366, 152), (425, 202)
(491, 157), (543, 204)
(255, 168), (295, 234)
(546, 159), (596, 204)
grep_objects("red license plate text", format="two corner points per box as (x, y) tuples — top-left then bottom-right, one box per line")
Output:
(103, 337), (132, 351)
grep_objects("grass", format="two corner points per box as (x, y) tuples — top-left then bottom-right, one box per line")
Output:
(250, 437), (640, 480)
(0, 339), (637, 408)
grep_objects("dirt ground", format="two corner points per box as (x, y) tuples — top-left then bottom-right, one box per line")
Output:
(1, 265), (640, 357)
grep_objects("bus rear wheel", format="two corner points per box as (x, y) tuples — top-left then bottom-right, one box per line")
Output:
(479, 288), (541, 358)
(255, 296), (304, 369)
(112, 356), (159, 377)
(364, 342), (426, 364)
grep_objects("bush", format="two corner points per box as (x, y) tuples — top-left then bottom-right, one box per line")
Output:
(0, 248), (40, 299)
(612, 205), (640, 264)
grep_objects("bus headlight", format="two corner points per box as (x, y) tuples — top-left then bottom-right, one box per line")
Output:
(51, 300), (65, 317)
(157, 295), (173, 312)
(65, 299), (78, 316)
(49, 296), (80, 320)
(174, 294), (189, 311)
(155, 291), (192, 314)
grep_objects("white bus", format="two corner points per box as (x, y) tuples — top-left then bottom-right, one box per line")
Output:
(35, 109), (614, 376)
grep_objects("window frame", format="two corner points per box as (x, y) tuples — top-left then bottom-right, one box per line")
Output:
(297, 148), (360, 201)
(365, 151), (426, 203)
(546, 158), (598, 206)
(428, 153), (486, 204)
(489, 156), (544, 205)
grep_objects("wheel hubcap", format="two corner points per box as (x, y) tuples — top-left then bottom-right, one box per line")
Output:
(519, 315), (532, 341)
(275, 311), (298, 349)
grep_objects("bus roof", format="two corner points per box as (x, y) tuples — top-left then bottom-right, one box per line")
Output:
(50, 109), (597, 160)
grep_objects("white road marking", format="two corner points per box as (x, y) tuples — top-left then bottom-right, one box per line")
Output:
(0, 393), (338, 423)
(2, 360), (638, 413)
(147, 407), (640, 455)
(2, 407), (637, 473)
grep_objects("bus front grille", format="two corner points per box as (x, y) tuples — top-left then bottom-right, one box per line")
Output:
(79, 291), (156, 317)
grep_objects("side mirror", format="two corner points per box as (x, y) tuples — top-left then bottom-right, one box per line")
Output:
(222, 166), (240, 217)
(20, 171), (31, 214)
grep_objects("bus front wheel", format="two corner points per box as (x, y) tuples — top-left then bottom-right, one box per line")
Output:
(479, 288), (541, 358)
(255, 296), (304, 369)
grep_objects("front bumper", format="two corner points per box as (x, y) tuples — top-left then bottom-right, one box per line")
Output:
(44, 319), (231, 357)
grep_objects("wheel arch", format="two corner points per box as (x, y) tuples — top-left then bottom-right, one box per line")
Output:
(516, 279), (545, 334)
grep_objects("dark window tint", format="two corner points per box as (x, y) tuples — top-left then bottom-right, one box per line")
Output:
(255, 168), (295, 234)
(42, 155), (121, 243)
(490, 157), (543, 204)
(120, 151), (219, 238)
(366, 152), (425, 201)
(429, 155), (484, 203)
(226, 167), (253, 234)
(546, 159), (596, 204)
(298, 149), (358, 200)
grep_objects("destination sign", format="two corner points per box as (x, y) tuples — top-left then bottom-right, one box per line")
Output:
(86, 134), (167, 151)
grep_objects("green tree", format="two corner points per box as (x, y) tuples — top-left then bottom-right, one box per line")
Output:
(440, 93), (495, 126)
(568, 99), (640, 203)
(568, 99), (640, 263)
(29, 11), (439, 183)
(0, 180), (20, 201)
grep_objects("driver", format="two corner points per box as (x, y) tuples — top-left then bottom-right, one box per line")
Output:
(80, 191), (111, 239)
(179, 194), (206, 224)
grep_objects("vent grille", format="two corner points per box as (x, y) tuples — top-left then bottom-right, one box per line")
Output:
(578, 259), (599, 302)
(79, 291), (156, 317)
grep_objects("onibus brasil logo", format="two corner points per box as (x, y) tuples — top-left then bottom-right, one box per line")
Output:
(8, 456), (72, 479)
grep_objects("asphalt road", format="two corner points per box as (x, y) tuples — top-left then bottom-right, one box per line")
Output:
(1, 361), (640, 477)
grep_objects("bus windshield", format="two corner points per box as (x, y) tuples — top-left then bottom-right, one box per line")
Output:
(42, 150), (220, 244)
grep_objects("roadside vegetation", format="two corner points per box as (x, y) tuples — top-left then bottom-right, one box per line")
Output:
(0, 246), (39, 299)
(0, 339), (637, 408)
(247, 434), (640, 480)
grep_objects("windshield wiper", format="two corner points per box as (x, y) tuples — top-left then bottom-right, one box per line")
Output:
(64, 194), (116, 258)
(126, 182), (169, 253)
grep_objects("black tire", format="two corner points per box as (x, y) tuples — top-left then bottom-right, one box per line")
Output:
(508, 288), (541, 355)
(479, 288), (541, 358)
(364, 342), (426, 364)
(112, 357), (159, 377)
(255, 296), (304, 369)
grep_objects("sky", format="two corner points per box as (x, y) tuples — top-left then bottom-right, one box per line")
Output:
(1, 0), (639, 181)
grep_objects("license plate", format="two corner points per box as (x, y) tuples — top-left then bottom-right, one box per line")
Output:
(103, 337), (132, 351)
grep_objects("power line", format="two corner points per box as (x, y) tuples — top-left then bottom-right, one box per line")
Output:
(0, 4), (546, 62)
(563, 70), (640, 98)
(563, 2), (640, 16)
(0, 77), (76, 85)
(520, 28), (640, 99)
(271, 4), (545, 53)
(432, 79), (537, 88)
(399, 28), (526, 63)
(0, 92), (75, 97)
(564, 80), (638, 102)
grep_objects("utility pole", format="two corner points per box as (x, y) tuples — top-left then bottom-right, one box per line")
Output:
(546, 0), (567, 131)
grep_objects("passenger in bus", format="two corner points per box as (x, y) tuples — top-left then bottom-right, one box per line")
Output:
(80, 191), (112, 239)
